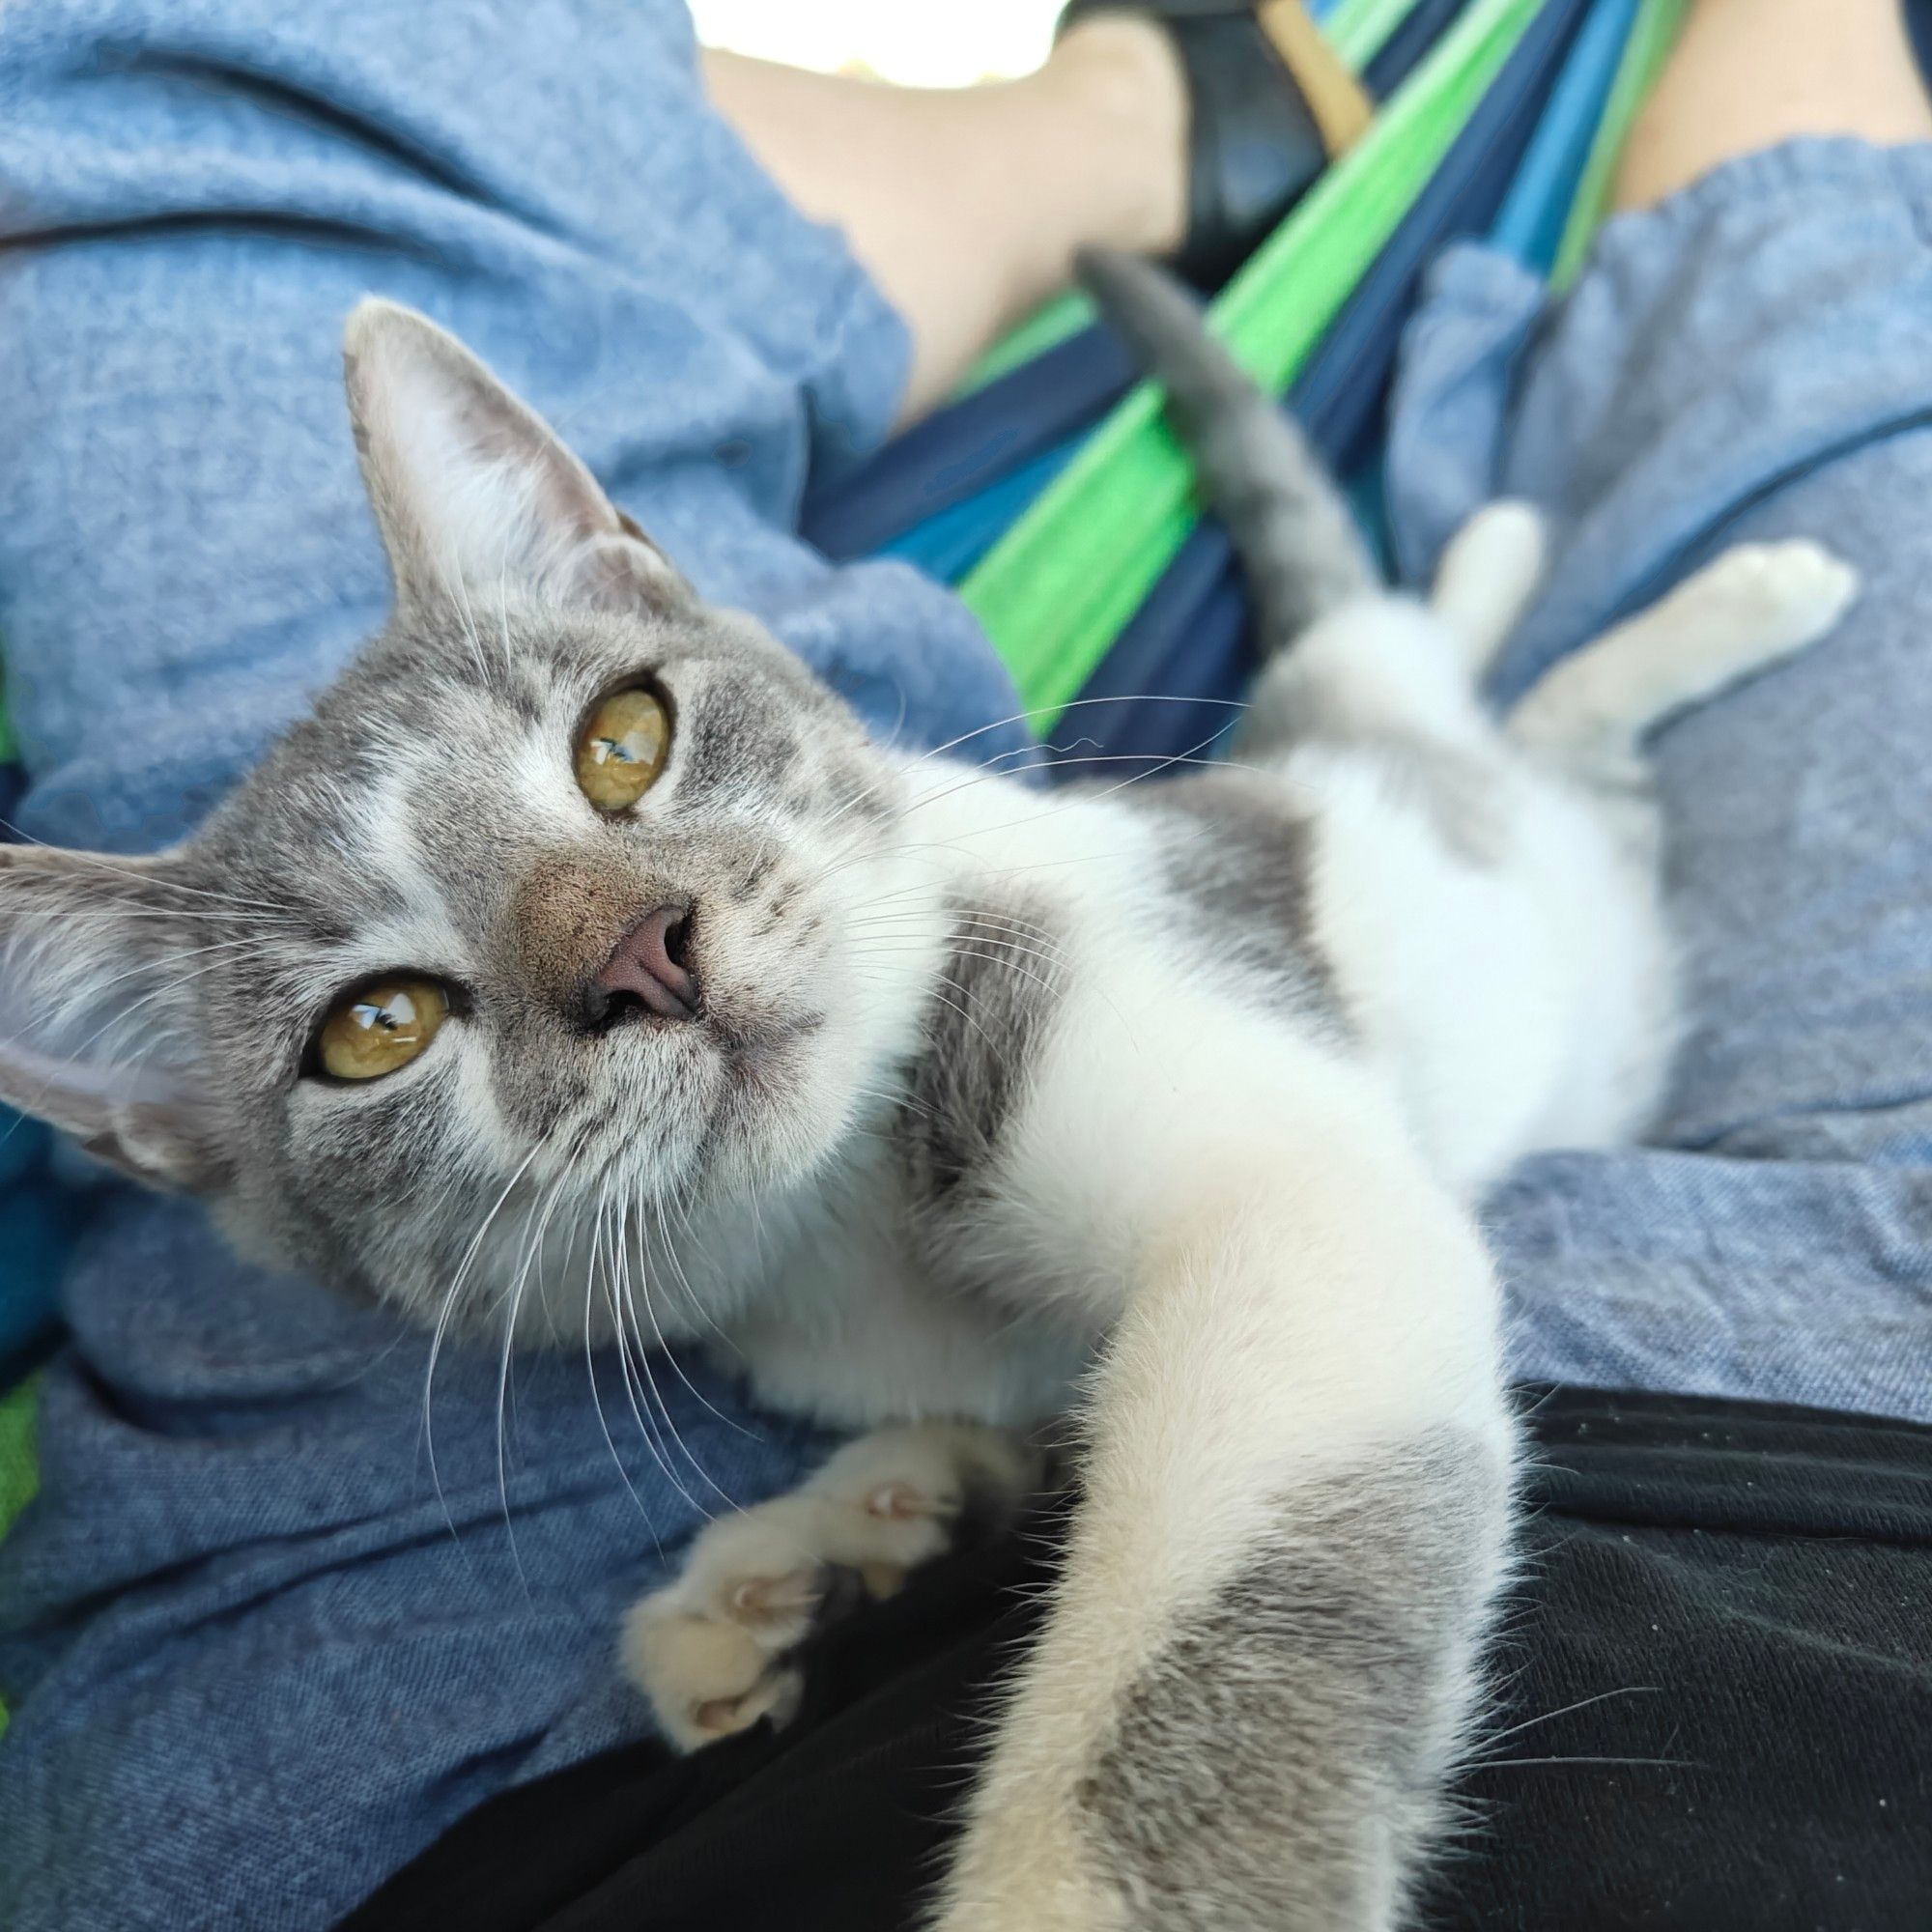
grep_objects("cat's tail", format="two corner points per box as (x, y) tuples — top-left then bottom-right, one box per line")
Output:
(1077, 247), (1377, 656)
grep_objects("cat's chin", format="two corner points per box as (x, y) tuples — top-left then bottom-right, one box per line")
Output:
(711, 1009), (828, 1090)
(691, 1009), (873, 1205)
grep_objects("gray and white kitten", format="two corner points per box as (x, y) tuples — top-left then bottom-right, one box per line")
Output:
(0, 250), (1855, 1929)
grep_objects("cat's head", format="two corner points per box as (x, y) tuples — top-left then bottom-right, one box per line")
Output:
(0, 302), (928, 1334)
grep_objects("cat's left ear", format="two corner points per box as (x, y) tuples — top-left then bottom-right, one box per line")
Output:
(342, 299), (693, 618)
(0, 845), (230, 1194)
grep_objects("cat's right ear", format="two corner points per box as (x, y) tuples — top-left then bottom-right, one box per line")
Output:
(0, 846), (229, 1194)
(341, 298), (693, 619)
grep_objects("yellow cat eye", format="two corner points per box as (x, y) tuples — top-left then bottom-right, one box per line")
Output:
(576, 687), (669, 812)
(316, 978), (448, 1082)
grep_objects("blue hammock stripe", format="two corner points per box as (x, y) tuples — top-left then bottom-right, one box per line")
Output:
(1360, 0), (1481, 98)
(801, 327), (1134, 563)
(881, 444), (1081, 584)
(1492, 0), (1640, 272)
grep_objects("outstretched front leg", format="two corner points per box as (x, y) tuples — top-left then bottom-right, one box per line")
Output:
(930, 1040), (1516, 1932)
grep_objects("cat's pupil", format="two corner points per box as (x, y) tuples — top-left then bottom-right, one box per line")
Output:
(315, 978), (447, 1081)
(575, 687), (669, 811)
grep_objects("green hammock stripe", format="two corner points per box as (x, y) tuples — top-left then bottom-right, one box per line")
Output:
(961, 0), (1548, 725)
(1550, 0), (1688, 290)
(0, 1376), (40, 1737)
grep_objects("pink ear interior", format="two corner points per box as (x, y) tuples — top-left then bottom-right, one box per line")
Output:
(342, 298), (691, 615)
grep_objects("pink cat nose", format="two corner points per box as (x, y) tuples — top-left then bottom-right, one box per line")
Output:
(590, 904), (699, 1024)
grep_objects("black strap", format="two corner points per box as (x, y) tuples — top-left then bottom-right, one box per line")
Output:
(1056, 2), (1353, 285)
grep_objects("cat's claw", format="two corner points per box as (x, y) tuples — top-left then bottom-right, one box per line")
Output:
(622, 1422), (1038, 1751)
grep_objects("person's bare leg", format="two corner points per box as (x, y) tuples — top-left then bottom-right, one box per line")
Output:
(1614, 0), (1932, 212)
(703, 21), (1188, 423)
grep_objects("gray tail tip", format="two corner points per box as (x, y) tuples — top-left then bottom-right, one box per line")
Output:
(1075, 247), (1205, 336)
(1072, 243), (1152, 299)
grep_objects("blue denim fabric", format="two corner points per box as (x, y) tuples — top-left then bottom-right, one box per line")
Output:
(1, 7), (1928, 1918)
(1386, 140), (1932, 1423)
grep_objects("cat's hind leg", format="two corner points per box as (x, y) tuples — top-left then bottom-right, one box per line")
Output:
(1430, 499), (1547, 679)
(1236, 505), (1547, 768)
(621, 1422), (1038, 1749)
(1507, 540), (1858, 773)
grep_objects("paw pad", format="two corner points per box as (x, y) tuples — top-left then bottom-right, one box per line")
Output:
(727, 1569), (822, 1627)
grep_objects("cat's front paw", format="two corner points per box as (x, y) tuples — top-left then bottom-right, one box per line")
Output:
(621, 1492), (829, 1749)
(622, 1423), (1038, 1751)
(1698, 539), (1860, 651)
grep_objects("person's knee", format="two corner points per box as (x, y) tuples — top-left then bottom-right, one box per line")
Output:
(1614, 0), (1932, 212)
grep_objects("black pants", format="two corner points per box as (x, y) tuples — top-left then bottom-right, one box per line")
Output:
(345, 1387), (1932, 1932)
